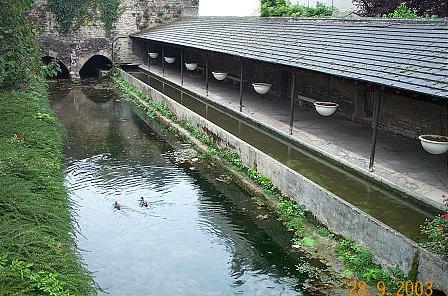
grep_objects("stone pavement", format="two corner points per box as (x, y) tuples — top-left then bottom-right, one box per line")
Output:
(139, 64), (447, 211)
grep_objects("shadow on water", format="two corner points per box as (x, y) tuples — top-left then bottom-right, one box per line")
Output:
(128, 70), (438, 242)
(49, 80), (315, 296)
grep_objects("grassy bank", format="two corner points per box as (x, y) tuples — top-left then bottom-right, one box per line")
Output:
(0, 80), (96, 295)
(113, 72), (409, 294)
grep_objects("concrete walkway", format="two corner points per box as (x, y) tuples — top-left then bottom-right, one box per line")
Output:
(139, 63), (447, 211)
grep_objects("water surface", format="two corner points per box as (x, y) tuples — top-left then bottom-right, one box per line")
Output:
(49, 80), (311, 296)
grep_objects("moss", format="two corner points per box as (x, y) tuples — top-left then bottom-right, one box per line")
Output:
(407, 251), (419, 282)
(0, 80), (97, 295)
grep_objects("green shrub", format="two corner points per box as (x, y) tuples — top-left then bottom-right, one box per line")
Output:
(384, 3), (418, 18)
(420, 196), (448, 255)
(335, 239), (402, 286)
(261, 0), (333, 17)
(0, 0), (43, 89)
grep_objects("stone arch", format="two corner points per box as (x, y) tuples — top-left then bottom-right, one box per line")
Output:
(41, 56), (70, 79)
(79, 54), (113, 79)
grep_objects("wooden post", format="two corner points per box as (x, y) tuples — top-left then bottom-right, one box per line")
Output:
(146, 44), (149, 66)
(148, 45), (151, 71)
(369, 89), (382, 172)
(162, 45), (165, 77)
(180, 49), (184, 86)
(239, 58), (244, 112)
(205, 52), (209, 96)
(289, 72), (295, 135)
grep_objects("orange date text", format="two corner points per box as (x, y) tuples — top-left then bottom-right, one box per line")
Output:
(348, 280), (434, 296)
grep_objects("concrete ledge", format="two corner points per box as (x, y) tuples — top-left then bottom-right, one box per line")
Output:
(119, 69), (448, 294)
(137, 65), (445, 212)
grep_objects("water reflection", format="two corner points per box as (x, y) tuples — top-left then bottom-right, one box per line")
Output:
(49, 80), (309, 296)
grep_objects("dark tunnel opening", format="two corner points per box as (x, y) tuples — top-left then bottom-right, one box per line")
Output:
(79, 55), (113, 79)
(42, 56), (70, 79)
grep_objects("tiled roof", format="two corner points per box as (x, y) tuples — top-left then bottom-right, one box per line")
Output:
(132, 17), (448, 98)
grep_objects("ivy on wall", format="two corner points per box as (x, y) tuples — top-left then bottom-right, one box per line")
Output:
(99, 0), (123, 35)
(46, 0), (123, 36)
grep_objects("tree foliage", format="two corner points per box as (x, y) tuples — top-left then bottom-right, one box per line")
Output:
(0, 0), (43, 89)
(353, 0), (447, 18)
(261, 0), (334, 17)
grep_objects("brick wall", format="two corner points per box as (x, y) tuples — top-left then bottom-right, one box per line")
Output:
(378, 93), (447, 138)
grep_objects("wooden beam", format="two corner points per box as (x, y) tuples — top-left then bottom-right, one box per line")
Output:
(148, 44), (151, 70)
(180, 49), (184, 86)
(369, 90), (382, 172)
(239, 58), (244, 112)
(205, 52), (209, 96)
(289, 72), (295, 135)
(161, 45), (165, 77)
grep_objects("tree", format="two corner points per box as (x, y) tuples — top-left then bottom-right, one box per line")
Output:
(353, 0), (448, 18)
(0, 0), (42, 89)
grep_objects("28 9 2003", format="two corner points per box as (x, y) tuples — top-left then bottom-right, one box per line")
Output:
(348, 280), (434, 296)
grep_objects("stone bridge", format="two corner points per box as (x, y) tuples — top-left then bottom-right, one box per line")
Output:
(30, 0), (197, 79)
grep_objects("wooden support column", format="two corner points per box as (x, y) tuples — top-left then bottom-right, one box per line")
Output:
(146, 44), (149, 66)
(239, 58), (244, 112)
(148, 45), (151, 71)
(289, 72), (296, 135)
(162, 45), (165, 77)
(180, 49), (184, 86)
(369, 89), (383, 172)
(205, 52), (209, 96)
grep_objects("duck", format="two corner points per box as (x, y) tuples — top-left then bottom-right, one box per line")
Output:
(139, 197), (148, 207)
(113, 201), (121, 210)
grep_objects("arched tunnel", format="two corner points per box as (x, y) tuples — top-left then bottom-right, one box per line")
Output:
(42, 56), (70, 79)
(79, 55), (113, 79)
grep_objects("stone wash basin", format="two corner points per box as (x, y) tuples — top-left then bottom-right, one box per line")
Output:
(252, 83), (271, 94)
(185, 63), (197, 70)
(419, 135), (448, 154)
(314, 101), (339, 116)
(212, 72), (227, 81)
(164, 57), (176, 64)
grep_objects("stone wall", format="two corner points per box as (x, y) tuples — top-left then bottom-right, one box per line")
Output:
(30, 0), (197, 79)
(158, 47), (447, 140)
(378, 93), (447, 139)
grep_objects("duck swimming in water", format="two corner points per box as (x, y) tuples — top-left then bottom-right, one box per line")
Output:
(139, 197), (148, 207)
(113, 201), (121, 210)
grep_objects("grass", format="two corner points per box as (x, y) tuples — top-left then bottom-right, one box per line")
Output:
(336, 239), (404, 287)
(0, 80), (96, 295)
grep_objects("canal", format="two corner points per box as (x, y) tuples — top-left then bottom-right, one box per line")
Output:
(49, 80), (315, 295)
(126, 69), (438, 242)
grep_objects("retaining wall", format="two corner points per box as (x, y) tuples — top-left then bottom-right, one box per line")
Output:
(119, 69), (448, 294)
